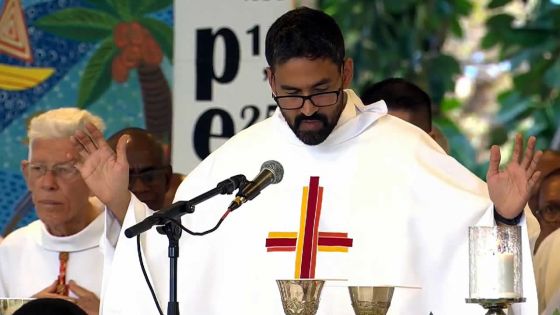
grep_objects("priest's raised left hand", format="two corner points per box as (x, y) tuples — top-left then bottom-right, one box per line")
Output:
(487, 134), (542, 219)
(70, 123), (130, 225)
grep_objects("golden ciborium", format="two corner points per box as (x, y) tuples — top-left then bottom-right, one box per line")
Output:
(348, 286), (394, 315)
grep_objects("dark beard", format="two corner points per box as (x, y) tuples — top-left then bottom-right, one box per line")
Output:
(290, 113), (336, 145)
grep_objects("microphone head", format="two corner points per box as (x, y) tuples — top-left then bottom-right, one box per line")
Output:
(261, 160), (284, 184)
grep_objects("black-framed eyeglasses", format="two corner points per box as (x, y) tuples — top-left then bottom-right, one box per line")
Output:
(129, 166), (169, 188)
(272, 89), (342, 110)
(535, 204), (560, 223)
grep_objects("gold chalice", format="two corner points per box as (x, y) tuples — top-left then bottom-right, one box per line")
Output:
(277, 279), (325, 315)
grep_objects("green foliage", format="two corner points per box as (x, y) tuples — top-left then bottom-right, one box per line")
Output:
(113, 0), (132, 20)
(81, 0), (119, 16)
(77, 38), (117, 107)
(483, 0), (560, 148)
(133, 0), (173, 16)
(34, 8), (118, 42)
(80, 0), (130, 20)
(320, 0), (471, 106)
(487, 0), (509, 9)
(320, 0), (559, 173)
(495, 91), (532, 127)
(434, 116), (488, 178)
(481, 14), (514, 49)
(553, 309), (560, 315)
(440, 97), (462, 112)
(81, 0), (172, 20)
(544, 58), (560, 88)
(425, 54), (461, 105)
(320, 0), (484, 173)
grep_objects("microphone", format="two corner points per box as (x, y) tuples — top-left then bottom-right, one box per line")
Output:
(229, 160), (284, 211)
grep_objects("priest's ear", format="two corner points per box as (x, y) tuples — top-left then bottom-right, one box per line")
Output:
(342, 58), (354, 89)
(265, 66), (274, 91)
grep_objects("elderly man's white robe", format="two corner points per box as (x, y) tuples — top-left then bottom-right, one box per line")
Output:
(101, 90), (537, 314)
(0, 213), (105, 298)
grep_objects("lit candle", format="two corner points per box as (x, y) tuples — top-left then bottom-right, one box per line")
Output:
(473, 253), (519, 298)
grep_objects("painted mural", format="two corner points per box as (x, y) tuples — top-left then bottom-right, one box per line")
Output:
(0, 0), (173, 234)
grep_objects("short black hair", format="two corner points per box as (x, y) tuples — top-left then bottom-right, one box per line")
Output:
(13, 298), (87, 315)
(361, 78), (432, 132)
(265, 7), (345, 69)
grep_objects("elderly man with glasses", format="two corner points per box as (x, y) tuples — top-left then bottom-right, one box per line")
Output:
(0, 108), (105, 315)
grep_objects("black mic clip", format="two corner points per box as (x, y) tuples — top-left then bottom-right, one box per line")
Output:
(218, 174), (248, 194)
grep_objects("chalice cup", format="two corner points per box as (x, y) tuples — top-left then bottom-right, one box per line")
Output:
(348, 286), (394, 315)
(277, 279), (325, 315)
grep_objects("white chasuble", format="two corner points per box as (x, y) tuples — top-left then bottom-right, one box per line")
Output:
(101, 90), (537, 314)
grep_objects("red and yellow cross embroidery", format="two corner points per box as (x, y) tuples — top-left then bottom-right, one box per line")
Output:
(265, 176), (353, 279)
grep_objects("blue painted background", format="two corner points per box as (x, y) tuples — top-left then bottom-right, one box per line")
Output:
(0, 0), (173, 233)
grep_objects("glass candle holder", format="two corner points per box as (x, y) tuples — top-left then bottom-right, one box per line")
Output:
(468, 226), (522, 299)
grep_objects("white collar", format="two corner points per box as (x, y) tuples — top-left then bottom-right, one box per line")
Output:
(272, 89), (388, 146)
(31, 212), (104, 252)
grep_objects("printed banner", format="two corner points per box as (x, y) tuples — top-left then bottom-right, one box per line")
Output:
(173, 0), (292, 174)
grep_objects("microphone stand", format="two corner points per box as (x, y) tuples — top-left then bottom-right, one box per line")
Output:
(157, 221), (182, 315)
(125, 175), (247, 315)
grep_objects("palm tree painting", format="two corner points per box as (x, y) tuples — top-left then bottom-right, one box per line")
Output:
(34, 0), (173, 143)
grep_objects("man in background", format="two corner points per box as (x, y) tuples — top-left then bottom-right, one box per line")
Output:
(0, 108), (105, 315)
(361, 77), (449, 153)
(107, 127), (173, 211)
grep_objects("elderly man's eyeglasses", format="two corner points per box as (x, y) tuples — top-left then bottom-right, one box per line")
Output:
(273, 89), (342, 110)
(27, 162), (79, 180)
(129, 167), (168, 188)
(535, 204), (560, 223)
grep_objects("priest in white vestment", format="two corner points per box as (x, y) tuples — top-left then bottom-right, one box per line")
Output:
(0, 108), (108, 315)
(73, 7), (541, 315)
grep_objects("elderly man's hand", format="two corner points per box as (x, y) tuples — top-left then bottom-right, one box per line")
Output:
(31, 280), (73, 301)
(31, 280), (100, 315)
(71, 122), (130, 224)
(68, 280), (100, 315)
